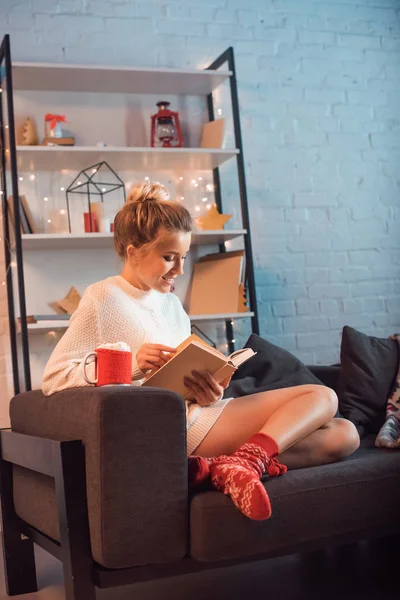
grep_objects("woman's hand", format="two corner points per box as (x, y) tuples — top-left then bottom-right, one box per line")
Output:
(184, 370), (226, 407)
(136, 343), (176, 373)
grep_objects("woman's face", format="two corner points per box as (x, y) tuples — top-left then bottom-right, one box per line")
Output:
(128, 230), (191, 293)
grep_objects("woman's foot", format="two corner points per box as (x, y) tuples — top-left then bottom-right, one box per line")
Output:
(209, 457), (272, 520)
(208, 441), (286, 520)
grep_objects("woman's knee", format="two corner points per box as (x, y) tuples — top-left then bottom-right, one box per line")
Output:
(309, 385), (338, 420)
(323, 418), (360, 460)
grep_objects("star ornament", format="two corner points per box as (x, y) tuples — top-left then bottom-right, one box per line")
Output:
(195, 204), (232, 230)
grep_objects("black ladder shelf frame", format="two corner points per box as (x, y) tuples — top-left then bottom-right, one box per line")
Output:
(0, 36), (259, 395)
(207, 47), (259, 355)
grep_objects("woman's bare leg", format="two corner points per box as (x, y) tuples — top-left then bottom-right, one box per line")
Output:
(278, 418), (360, 469)
(195, 384), (338, 458)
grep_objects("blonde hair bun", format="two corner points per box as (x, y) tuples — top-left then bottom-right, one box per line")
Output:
(127, 182), (169, 204)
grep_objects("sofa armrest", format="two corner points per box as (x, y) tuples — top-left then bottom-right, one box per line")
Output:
(10, 386), (188, 569)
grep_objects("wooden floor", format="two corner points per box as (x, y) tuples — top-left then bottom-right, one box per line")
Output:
(0, 536), (398, 600)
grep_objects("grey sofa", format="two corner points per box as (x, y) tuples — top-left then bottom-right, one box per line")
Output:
(0, 366), (399, 599)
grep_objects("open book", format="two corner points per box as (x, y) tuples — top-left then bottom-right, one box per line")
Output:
(142, 334), (256, 398)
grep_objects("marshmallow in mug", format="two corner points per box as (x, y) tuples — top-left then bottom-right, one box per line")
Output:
(96, 342), (131, 352)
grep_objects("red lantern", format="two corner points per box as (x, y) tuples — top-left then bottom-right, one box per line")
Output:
(151, 101), (183, 148)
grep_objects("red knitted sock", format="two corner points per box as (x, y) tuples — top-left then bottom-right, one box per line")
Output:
(188, 456), (210, 489)
(248, 433), (279, 457)
(248, 433), (287, 477)
(209, 449), (272, 520)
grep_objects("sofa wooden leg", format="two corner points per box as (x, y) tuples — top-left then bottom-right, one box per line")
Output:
(0, 458), (38, 595)
(54, 441), (96, 600)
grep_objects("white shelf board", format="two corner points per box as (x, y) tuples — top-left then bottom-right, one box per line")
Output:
(12, 62), (231, 95)
(16, 146), (239, 171)
(25, 321), (71, 331)
(189, 312), (254, 322)
(21, 230), (247, 250)
(24, 312), (254, 331)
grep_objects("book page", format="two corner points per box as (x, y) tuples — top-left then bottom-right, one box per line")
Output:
(142, 342), (229, 397)
(228, 348), (256, 368)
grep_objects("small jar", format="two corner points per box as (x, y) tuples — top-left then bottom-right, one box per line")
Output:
(45, 114), (64, 138)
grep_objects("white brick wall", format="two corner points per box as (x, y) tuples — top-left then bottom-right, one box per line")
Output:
(0, 0), (399, 406)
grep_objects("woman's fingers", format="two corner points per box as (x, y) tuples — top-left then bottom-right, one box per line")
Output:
(192, 370), (222, 395)
(147, 344), (177, 353)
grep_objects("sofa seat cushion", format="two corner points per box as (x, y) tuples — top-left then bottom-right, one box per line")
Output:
(189, 436), (400, 562)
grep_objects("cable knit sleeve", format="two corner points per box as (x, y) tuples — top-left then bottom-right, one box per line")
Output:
(41, 289), (103, 396)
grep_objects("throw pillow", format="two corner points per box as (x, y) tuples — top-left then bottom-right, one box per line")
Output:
(224, 333), (323, 399)
(338, 326), (399, 438)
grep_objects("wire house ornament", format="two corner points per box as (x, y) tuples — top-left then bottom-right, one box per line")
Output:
(65, 161), (126, 233)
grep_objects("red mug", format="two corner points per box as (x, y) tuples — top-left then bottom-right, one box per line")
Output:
(82, 347), (132, 386)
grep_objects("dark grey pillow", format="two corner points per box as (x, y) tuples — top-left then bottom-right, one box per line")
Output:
(338, 326), (399, 438)
(224, 333), (323, 399)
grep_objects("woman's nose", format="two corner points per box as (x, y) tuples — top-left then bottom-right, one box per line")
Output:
(172, 260), (184, 275)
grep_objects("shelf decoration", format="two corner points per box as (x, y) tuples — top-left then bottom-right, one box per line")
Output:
(20, 117), (39, 145)
(52, 286), (81, 315)
(194, 204), (232, 230)
(65, 161), (126, 233)
(151, 101), (183, 148)
(200, 119), (225, 149)
(43, 113), (74, 146)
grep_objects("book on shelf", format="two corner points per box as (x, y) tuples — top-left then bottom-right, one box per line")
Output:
(7, 195), (36, 234)
(188, 250), (245, 315)
(18, 314), (71, 324)
(142, 333), (256, 398)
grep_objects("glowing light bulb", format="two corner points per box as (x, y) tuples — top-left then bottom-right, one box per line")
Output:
(60, 209), (66, 215)
(231, 339), (236, 343)
(195, 206), (201, 212)
(202, 197), (207, 202)
(179, 176), (183, 181)
(92, 168), (97, 174)
(145, 176), (150, 181)
(0, 191), (3, 196)
(44, 197), (48, 202)
(60, 186), (65, 191)
(217, 108), (223, 116)
(102, 187), (106, 192)
(191, 179), (196, 184)
(206, 184), (214, 192)
(77, 180), (81, 185)
(194, 182), (199, 187)
(29, 174), (35, 181)
(47, 219), (51, 223)
(19, 176), (23, 181)
(1, 281), (5, 286)
(180, 196), (184, 200)
(198, 176), (203, 181)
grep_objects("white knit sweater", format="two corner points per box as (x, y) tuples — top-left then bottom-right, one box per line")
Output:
(42, 275), (232, 454)
(42, 275), (191, 395)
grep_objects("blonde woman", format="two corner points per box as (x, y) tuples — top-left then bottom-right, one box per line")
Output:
(42, 183), (360, 520)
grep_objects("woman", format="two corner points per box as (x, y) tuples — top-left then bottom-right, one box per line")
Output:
(42, 182), (360, 520)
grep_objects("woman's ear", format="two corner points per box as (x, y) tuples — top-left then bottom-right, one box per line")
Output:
(126, 244), (138, 263)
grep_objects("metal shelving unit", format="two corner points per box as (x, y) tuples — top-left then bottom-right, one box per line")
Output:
(0, 34), (259, 395)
